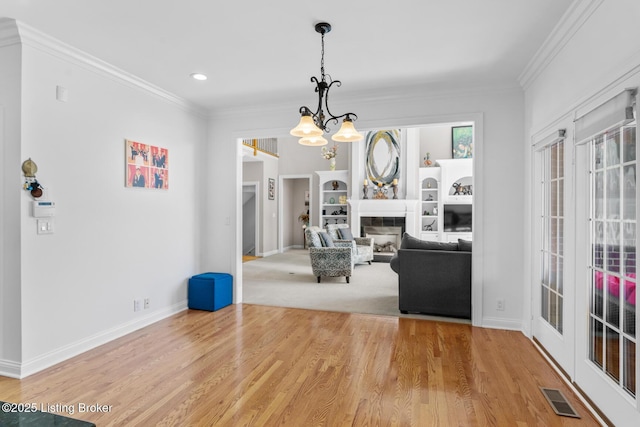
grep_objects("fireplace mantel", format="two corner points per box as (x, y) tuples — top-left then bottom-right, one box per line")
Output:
(349, 199), (419, 237)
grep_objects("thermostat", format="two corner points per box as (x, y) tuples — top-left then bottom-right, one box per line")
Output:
(32, 201), (56, 217)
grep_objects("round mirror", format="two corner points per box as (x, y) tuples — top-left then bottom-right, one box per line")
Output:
(365, 130), (400, 186)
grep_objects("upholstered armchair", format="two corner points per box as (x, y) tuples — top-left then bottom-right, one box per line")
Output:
(305, 226), (353, 283)
(326, 223), (374, 265)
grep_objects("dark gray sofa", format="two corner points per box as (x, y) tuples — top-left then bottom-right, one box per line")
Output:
(390, 233), (471, 319)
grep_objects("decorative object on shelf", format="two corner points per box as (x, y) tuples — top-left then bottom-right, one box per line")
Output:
(329, 197), (335, 204)
(373, 182), (389, 199)
(423, 152), (433, 167)
(338, 195), (347, 204)
(365, 129), (401, 186)
(433, 207), (438, 215)
(392, 178), (398, 199)
(290, 22), (363, 145)
(452, 182), (473, 195)
(22, 158), (44, 198)
(268, 178), (275, 200)
(426, 194), (434, 201)
(424, 220), (436, 231)
(331, 206), (347, 216)
(332, 180), (339, 190)
(321, 144), (339, 171)
(427, 180), (431, 188)
(452, 125), (473, 159)
(363, 179), (369, 199)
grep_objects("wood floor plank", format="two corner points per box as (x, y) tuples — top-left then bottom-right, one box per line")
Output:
(0, 304), (600, 426)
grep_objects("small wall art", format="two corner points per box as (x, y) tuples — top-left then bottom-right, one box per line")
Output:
(125, 139), (169, 190)
(268, 178), (275, 200)
(452, 126), (473, 159)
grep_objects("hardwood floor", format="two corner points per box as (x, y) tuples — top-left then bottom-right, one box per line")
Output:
(0, 304), (599, 426)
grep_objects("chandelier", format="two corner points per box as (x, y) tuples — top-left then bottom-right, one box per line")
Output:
(290, 22), (363, 146)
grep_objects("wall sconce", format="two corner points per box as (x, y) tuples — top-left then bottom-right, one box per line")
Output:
(22, 158), (44, 198)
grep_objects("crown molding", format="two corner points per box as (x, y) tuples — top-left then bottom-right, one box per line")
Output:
(518, 0), (604, 90)
(3, 18), (207, 117)
(0, 17), (21, 48)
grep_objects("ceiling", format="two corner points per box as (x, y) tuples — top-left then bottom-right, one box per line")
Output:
(1, 0), (574, 111)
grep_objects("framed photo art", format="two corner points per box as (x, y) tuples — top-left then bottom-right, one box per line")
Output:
(125, 139), (169, 190)
(268, 178), (275, 200)
(452, 126), (473, 159)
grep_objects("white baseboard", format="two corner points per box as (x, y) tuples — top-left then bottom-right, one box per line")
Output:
(0, 358), (22, 379)
(3, 301), (187, 379)
(481, 316), (523, 331)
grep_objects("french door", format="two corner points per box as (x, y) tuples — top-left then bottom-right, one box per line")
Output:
(573, 90), (639, 425)
(533, 131), (575, 373)
(534, 89), (639, 425)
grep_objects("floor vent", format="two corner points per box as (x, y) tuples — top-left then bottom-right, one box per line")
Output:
(540, 387), (580, 418)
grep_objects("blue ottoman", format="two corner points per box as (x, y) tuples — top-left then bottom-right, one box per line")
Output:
(188, 272), (233, 311)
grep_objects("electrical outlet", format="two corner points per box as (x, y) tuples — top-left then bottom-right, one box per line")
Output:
(144, 298), (150, 309)
(134, 299), (142, 312)
(496, 299), (505, 311)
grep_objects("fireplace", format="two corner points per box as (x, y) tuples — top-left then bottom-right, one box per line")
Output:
(348, 200), (419, 261)
(361, 217), (405, 261)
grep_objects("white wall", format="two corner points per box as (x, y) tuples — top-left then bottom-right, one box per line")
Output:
(523, 0), (640, 331)
(419, 124), (456, 162)
(0, 25), (23, 369)
(525, 0), (640, 131)
(207, 84), (525, 330)
(0, 20), (207, 377)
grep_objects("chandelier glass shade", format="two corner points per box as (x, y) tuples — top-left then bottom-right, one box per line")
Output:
(298, 135), (329, 146)
(290, 22), (363, 145)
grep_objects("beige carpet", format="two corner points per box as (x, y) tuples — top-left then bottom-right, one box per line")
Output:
(242, 249), (469, 323)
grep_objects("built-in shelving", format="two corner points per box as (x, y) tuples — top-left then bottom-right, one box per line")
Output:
(317, 170), (349, 227)
(419, 167), (440, 242)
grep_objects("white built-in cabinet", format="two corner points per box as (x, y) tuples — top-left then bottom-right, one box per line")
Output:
(317, 170), (349, 227)
(419, 167), (440, 241)
(418, 159), (473, 242)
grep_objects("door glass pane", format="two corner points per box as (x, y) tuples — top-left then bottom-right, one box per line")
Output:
(595, 136), (604, 170)
(623, 165), (636, 220)
(607, 168), (620, 219)
(593, 271), (603, 318)
(623, 127), (636, 163)
(589, 123), (636, 398)
(557, 253), (564, 293)
(623, 223), (636, 276)
(557, 295), (564, 334)
(595, 171), (604, 219)
(606, 327), (620, 381)
(605, 274), (620, 328)
(624, 339), (636, 395)
(594, 221), (604, 268)
(558, 218), (564, 256)
(591, 318), (604, 368)
(606, 132), (621, 167)
(540, 141), (564, 334)
(624, 279), (636, 337)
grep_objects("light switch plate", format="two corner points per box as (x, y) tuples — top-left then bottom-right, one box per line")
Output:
(37, 219), (54, 234)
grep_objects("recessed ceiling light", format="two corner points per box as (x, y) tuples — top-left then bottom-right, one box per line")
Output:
(190, 73), (207, 81)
